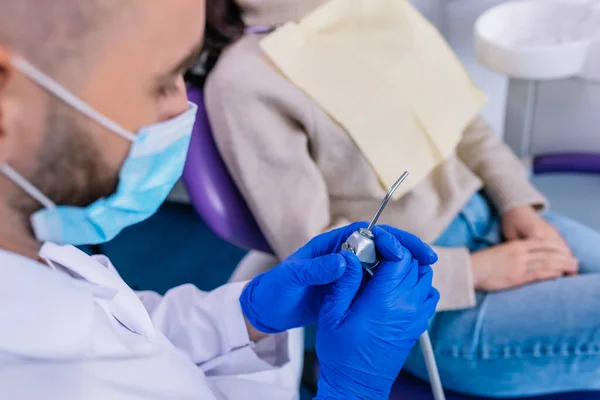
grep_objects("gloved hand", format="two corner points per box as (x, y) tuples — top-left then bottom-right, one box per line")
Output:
(314, 226), (440, 400)
(240, 222), (437, 334)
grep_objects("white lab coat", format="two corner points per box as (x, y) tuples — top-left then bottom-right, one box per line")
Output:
(0, 243), (300, 400)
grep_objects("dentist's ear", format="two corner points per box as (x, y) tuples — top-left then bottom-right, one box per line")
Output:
(0, 46), (13, 93)
(0, 45), (14, 164)
(157, 75), (189, 122)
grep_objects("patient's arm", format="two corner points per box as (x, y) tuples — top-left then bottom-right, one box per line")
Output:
(456, 117), (548, 214)
(205, 51), (349, 260)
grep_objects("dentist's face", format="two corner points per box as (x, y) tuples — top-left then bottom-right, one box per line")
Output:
(0, 0), (205, 215)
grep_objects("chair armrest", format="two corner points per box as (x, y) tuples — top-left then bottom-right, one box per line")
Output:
(533, 153), (600, 175)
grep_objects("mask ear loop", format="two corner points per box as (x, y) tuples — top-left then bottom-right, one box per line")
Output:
(2, 56), (137, 209)
(0, 164), (55, 209)
(10, 56), (136, 142)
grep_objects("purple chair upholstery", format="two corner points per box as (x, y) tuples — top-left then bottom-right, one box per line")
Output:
(182, 88), (599, 399)
(314, 361), (599, 399)
(534, 153), (600, 175)
(390, 373), (599, 400)
(182, 88), (272, 253)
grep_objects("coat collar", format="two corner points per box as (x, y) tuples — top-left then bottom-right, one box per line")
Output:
(0, 248), (96, 359)
(0, 244), (156, 360)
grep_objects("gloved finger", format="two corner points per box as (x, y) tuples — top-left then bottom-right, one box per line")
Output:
(369, 250), (415, 289)
(371, 227), (405, 262)
(405, 258), (421, 288)
(374, 225), (438, 265)
(320, 252), (364, 327)
(411, 289), (440, 333)
(422, 288), (440, 317)
(419, 263), (434, 277)
(290, 222), (369, 260)
(410, 265), (434, 303)
(288, 253), (348, 286)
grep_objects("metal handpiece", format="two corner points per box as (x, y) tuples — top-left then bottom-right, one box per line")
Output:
(367, 171), (409, 231)
(340, 171), (446, 400)
(341, 171), (409, 275)
(341, 229), (380, 274)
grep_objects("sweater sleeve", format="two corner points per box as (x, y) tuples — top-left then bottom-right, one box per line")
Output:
(456, 116), (548, 214)
(431, 246), (476, 311)
(205, 60), (349, 260)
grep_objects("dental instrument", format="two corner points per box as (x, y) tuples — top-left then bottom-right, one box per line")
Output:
(341, 171), (446, 400)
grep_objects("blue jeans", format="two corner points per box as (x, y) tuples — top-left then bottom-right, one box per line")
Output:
(403, 193), (600, 397)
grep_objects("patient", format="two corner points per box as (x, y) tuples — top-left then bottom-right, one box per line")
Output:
(204, 0), (600, 396)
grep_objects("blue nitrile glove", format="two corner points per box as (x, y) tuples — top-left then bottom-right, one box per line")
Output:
(240, 222), (437, 334)
(314, 226), (440, 400)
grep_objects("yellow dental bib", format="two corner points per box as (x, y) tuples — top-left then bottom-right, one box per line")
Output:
(260, 0), (487, 197)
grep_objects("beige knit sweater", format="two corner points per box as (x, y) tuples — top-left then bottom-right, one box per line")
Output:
(205, 3), (547, 311)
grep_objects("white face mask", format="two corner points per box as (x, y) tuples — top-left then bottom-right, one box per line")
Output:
(0, 56), (198, 245)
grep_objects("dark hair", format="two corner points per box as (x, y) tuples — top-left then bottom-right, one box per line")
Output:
(185, 0), (245, 87)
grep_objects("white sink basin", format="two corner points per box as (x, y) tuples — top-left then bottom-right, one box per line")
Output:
(474, 0), (599, 80)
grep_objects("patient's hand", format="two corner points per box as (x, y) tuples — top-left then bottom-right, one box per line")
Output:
(471, 240), (578, 291)
(502, 206), (571, 255)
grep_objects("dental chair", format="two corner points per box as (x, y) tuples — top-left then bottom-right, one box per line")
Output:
(183, 87), (600, 399)
(476, 0), (600, 233)
(506, 80), (600, 231)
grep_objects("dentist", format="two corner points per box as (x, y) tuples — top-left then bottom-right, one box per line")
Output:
(0, 1), (439, 399)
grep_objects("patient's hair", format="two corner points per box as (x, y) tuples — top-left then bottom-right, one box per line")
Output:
(205, 0), (244, 56)
(187, 0), (244, 86)
(0, 0), (130, 82)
